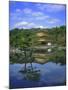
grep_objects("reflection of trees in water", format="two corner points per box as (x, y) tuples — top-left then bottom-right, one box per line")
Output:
(10, 47), (66, 81)
(10, 26), (66, 81)
(10, 30), (66, 65)
(19, 47), (40, 81)
(10, 48), (66, 65)
(10, 26), (66, 65)
(49, 49), (66, 65)
(22, 48), (34, 72)
(20, 63), (40, 81)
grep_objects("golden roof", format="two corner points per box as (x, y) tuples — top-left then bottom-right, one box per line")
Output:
(38, 39), (45, 42)
(36, 32), (48, 37)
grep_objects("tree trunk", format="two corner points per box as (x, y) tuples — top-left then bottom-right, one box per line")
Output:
(23, 48), (27, 72)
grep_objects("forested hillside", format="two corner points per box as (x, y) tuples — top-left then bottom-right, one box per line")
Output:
(10, 25), (66, 48)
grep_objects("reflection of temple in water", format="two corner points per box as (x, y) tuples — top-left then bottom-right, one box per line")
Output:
(33, 31), (52, 64)
(19, 31), (53, 80)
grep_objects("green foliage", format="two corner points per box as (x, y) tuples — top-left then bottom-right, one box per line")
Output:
(48, 25), (66, 46)
(10, 25), (66, 48)
(10, 25), (66, 65)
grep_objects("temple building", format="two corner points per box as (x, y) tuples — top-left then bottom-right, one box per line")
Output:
(36, 31), (50, 45)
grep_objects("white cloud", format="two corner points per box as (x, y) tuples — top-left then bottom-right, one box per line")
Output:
(31, 11), (50, 20)
(23, 8), (32, 14)
(36, 4), (46, 10)
(47, 18), (61, 24)
(39, 26), (44, 28)
(36, 15), (49, 20)
(10, 12), (22, 21)
(34, 25), (47, 29)
(14, 21), (36, 29)
(46, 5), (65, 12)
(15, 21), (28, 27)
(28, 22), (35, 26)
(32, 11), (44, 16)
(16, 9), (21, 12)
(14, 21), (48, 29)
(23, 8), (47, 18)
(36, 4), (65, 12)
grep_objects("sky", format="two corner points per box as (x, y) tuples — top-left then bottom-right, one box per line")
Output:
(9, 1), (66, 30)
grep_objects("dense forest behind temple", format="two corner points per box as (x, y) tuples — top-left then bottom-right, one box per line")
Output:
(10, 25), (66, 48)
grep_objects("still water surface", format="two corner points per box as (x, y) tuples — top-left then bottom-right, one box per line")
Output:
(9, 62), (66, 89)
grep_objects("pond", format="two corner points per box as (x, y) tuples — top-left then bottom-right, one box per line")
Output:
(9, 61), (66, 89)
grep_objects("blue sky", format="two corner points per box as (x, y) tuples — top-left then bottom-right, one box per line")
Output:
(9, 1), (66, 30)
